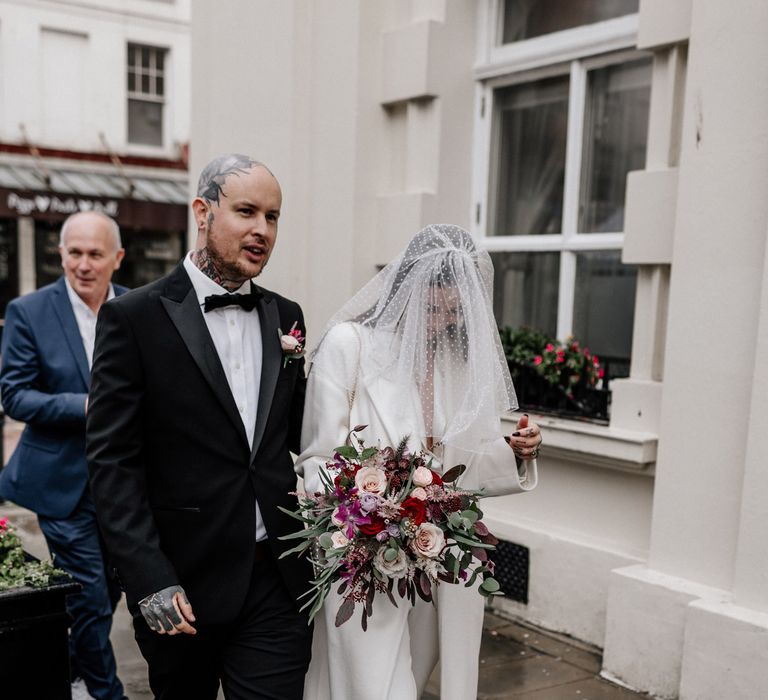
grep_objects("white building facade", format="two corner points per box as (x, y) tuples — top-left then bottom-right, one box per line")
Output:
(188, 2), (768, 698)
(0, 0), (190, 311)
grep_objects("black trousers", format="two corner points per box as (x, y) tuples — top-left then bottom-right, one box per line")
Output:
(133, 549), (313, 700)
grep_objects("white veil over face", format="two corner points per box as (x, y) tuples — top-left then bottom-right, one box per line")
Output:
(312, 224), (518, 453)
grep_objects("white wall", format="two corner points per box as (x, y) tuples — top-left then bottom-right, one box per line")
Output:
(602, 1), (768, 697)
(0, 0), (190, 157)
(190, 0), (478, 341)
(486, 452), (652, 645)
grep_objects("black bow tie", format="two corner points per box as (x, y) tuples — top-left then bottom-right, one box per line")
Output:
(203, 286), (262, 313)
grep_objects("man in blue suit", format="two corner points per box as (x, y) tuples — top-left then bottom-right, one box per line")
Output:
(0, 211), (128, 700)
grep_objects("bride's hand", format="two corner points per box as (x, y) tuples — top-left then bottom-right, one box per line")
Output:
(505, 414), (542, 460)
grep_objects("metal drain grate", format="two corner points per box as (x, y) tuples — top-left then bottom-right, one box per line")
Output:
(490, 540), (529, 604)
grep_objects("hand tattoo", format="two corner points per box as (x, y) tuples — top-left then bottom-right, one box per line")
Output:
(138, 585), (190, 633)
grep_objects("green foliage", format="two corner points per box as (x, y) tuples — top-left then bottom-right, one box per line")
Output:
(0, 518), (69, 591)
(499, 326), (554, 366)
(334, 446), (358, 460)
(499, 326), (605, 398)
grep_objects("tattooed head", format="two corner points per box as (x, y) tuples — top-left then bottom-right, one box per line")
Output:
(191, 155), (282, 289)
(196, 153), (275, 205)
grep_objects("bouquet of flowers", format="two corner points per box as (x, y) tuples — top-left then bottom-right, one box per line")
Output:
(280, 427), (501, 629)
(0, 516), (68, 591)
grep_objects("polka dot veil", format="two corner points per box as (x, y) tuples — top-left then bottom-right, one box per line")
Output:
(311, 224), (518, 455)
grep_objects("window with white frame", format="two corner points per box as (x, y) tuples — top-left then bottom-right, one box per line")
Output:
(475, 0), (650, 381)
(127, 43), (167, 147)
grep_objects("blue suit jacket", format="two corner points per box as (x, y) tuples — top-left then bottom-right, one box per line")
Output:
(0, 277), (127, 518)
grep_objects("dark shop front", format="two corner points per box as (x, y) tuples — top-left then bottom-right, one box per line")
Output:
(0, 160), (189, 320)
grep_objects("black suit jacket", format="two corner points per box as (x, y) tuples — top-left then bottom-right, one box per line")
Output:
(86, 263), (312, 624)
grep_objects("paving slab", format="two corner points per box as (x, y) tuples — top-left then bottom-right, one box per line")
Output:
(492, 622), (603, 676)
(510, 676), (650, 699)
(478, 654), (593, 698)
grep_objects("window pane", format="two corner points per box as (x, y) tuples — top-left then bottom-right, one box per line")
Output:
(572, 251), (636, 375)
(579, 59), (651, 232)
(156, 74), (164, 97)
(127, 70), (136, 92)
(141, 46), (150, 69)
(491, 251), (559, 336)
(492, 76), (568, 236)
(503, 0), (639, 43)
(156, 50), (165, 73)
(128, 99), (163, 146)
(112, 230), (183, 289)
(141, 73), (151, 94)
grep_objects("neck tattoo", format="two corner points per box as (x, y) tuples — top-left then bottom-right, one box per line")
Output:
(193, 248), (245, 292)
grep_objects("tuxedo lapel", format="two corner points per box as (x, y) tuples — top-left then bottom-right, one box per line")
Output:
(159, 265), (249, 448)
(51, 278), (90, 389)
(250, 291), (281, 461)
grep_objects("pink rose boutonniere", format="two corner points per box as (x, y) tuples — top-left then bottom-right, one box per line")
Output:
(278, 322), (305, 368)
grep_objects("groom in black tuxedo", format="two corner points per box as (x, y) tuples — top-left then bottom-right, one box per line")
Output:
(86, 154), (313, 699)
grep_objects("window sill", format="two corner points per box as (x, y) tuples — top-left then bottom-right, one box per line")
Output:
(503, 411), (657, 475)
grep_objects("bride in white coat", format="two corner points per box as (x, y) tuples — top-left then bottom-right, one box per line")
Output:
(295, 225), (541, 700)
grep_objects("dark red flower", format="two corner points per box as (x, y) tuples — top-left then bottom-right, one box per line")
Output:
(333, 465), (361, 490)
(429, 470), (443, 486)
(444, 494), (462, 513)
(358, 515), (386, 536)
(400, 497), (427, 525)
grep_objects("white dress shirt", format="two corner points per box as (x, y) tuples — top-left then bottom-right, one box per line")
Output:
(65, 279), (116, 368)
(183, 252), (266, 541)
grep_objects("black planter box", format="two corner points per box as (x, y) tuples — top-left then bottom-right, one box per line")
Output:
(0, 575), (80, 699)
(511, 364), (610, 422)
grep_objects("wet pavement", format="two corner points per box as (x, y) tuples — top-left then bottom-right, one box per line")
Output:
(422, 613), (650, 699)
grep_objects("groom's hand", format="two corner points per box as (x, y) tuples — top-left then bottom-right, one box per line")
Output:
(139, 585), (197, 635)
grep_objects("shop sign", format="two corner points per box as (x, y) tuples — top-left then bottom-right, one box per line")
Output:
(6, 192), (119, 217)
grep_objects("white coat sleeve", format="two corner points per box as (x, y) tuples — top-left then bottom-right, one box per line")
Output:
(295, 323), (361, 495)
(469, 436), (538, 497)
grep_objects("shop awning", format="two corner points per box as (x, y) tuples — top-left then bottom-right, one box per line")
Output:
(0, 160), (189, 231)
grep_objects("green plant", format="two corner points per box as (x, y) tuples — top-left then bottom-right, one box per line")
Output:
(534, 337), (604, 397)
(499, 327), (605, 398)
(0, 517), (68, 591)
(499, 326), (555, 367)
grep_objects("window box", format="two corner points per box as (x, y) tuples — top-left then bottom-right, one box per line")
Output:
(0, 517), (77, 697)
(0, 560), (79, 699)
(500, 326), (610, 422)
(511, 363), (609, 422)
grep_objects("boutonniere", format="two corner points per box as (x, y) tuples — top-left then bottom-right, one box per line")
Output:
(278, 322), (305, 368)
